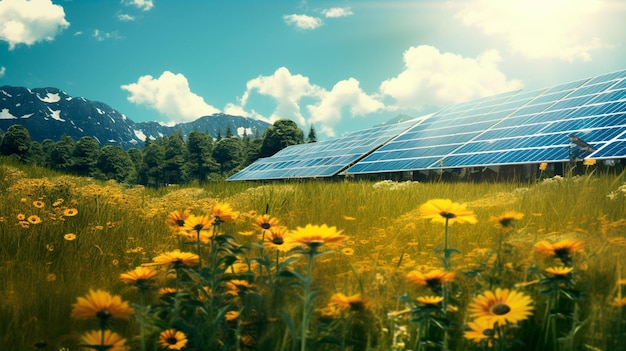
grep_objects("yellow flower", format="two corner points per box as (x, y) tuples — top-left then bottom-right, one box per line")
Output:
(330, 293), (367, 311)
(120, 266), (158, 285)
(489, 211), (524, 229)
(464, 318), (498, 343)
(406, 269), (455, 289)
(419, 199), (477, 225)
(264, 226), (299, 252)
(416, 295), (444, 306)
(534, 239), (584, 265)
(539, 162), (548, 171)
(341, 247), (355, 256)
(212, 202), (239, 223)
(16, 213), (26, 221)
(545, 266), (574, 277)
(254, 214), (280, 232)
(225, 310), (240, 321)
(468, 288), (533, 325)
(153, 250), (200, 268)
(71, 289), (134, 320)
(63, 208), (78, 217)
(223, 279), (255, 296)
(46, 273), (57, 282)
(610, 297), (626, 307)
(288, 224), (347, 249)
(19, 221), (29, 228)
(33, 200), (45, 208)
(158, 329), (188, 350)
(183, 214), (213, 236)
(27, 215), (42, 224)
(166, 209), (192, 234)
(64, 233), (77, 241)
(52, 198), (64, 206)
(80, 329), (129, 351)
(583, 158), (596, 166)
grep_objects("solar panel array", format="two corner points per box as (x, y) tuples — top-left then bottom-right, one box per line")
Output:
(347, 69), (626, 174)
(229, 69), (626, 181)
(227, 119), (418, 180)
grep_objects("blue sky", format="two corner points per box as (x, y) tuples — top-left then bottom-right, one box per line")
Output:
(1, 0), (625, 139)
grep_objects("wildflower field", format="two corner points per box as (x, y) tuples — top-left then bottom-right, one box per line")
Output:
(1, 160), (625, 351)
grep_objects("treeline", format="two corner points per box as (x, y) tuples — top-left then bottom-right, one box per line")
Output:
(0, 119), (317, 185)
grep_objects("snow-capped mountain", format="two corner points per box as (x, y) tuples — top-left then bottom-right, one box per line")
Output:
(0, 86), (270, 149)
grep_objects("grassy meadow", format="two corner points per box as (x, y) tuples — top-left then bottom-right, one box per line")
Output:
(1, 159), (625, 351)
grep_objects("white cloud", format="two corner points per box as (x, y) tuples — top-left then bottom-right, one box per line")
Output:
(124, 0), (153, 12)
(0, 66), (5, 77)
(283, 14), (323, 30)
(118, 14), (135, 22)
(121, 71), (221, 124)
(0, 0), (69, 50)
(240, 67), (322, 125)
(380, 45), (523, 110)
(307, 78), (384, 135)
(93, 29), (121, 41)
(322, 7), (353, 18)
(455, 0), (612, 62)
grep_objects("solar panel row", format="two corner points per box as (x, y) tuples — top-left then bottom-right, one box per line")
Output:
(228, 69), (626, 181)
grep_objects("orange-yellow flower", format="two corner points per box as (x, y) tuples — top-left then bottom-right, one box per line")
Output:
(183, 214), (213, 239)
(468, 288), (533, 325)
(254, 214), (280, 232)
(407, 269), (455, 288)
(120, 266), (158, 285)
(330, 293), (367, 311)
(27, 215), (42, 224)
(80, 329), (129, 351)
(71, 289), (134, 320)
(153, 250), (200, 268)
(64, 233), (77, 241)
(288, 224), (347, 249)
(416, 295), (444, 306)
(489, 211), (524, 230)
(534, 239), (584, 265)
(166, 209), (192, 234)
(464, 318), (498, 343)
(545, 266), (574, 277)
(33, 200), (45, 209)
(158, 329), (188, 350)
(419, 199), (477, 225)
(212, 202), (239, 223)
(63, 208), (78, 217)
(223, 279), (255, 296)
(610, 297), (626, 307)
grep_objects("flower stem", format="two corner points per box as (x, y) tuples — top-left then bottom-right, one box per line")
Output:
(301, 248), (316, 351)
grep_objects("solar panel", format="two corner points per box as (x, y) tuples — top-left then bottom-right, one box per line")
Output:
(227, 118), (420, 181)
(347, 69), (626, 174)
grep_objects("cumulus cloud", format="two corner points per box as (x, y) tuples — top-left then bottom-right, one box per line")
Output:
(322, 7), (353, 18)
(124, 0), (154, 11)
(0, 66), (5, 77)
(241, 67), (322, 125)
(121, 71), (221, 124)
(455, 0), (611, 62)
(0, 0), (69, 50)
(283, 14), (323, 30)
(307, 78), (384, 136)
(380, 45), (523, 110)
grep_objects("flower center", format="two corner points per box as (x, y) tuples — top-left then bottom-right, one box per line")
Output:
(491, 303), (511, 315)
(176, 219), (185, 227)
(261, 223), (271, 229)
(272, 237), (284, 245)
(166, 337), (178, 345)
(439, 211), (457, 219)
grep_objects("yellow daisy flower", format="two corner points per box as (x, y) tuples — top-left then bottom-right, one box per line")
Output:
(406, 269), (456, 289)
(545, 266), (574, 277)
(534, 239), (584, 265)
(64, 233), (77, 241)
(464, 318), (498, 343)
(330, 293), (367, 311)
(63, 208), (78, 217)
(120, 266), (158, 285)
(80, 329), (129, 351)
(158, 329), (188, 350)
(166, 209), (192, 234)
(71, 289), (134, 320)
(610, 297), (626, 307)
(416, 295), (444, 306)
(212, 202), (239, 223)
(468, 288), (533, 325)
(288, 224), (347, 249)
(153, 250), (200, 268)
(27, 215), (42, 224)
(489, 211), (524, 230)
(33, 200), (45, 209)
(183, 214), (213, 236)
(254, 214), (280, 232)
(419, 199), (477, 225)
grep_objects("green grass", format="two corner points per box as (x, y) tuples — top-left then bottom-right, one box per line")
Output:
(1, 159), (625, 350)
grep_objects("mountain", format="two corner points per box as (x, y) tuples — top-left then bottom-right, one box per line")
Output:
(0, 86), (271, 149)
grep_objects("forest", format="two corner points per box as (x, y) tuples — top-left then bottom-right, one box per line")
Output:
(0, 119), (317, 185)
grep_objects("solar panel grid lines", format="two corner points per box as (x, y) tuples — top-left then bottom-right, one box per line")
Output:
(228, 69), (626, 180)
(227, 118), (420, 180)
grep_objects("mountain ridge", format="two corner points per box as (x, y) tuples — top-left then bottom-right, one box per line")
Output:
(0, 85), (271, 149)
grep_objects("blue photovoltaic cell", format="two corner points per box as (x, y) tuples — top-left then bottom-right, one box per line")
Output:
(227, 118), (419, 180)
(228, 69), (626, 180)
(346, 69), (626, 175)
